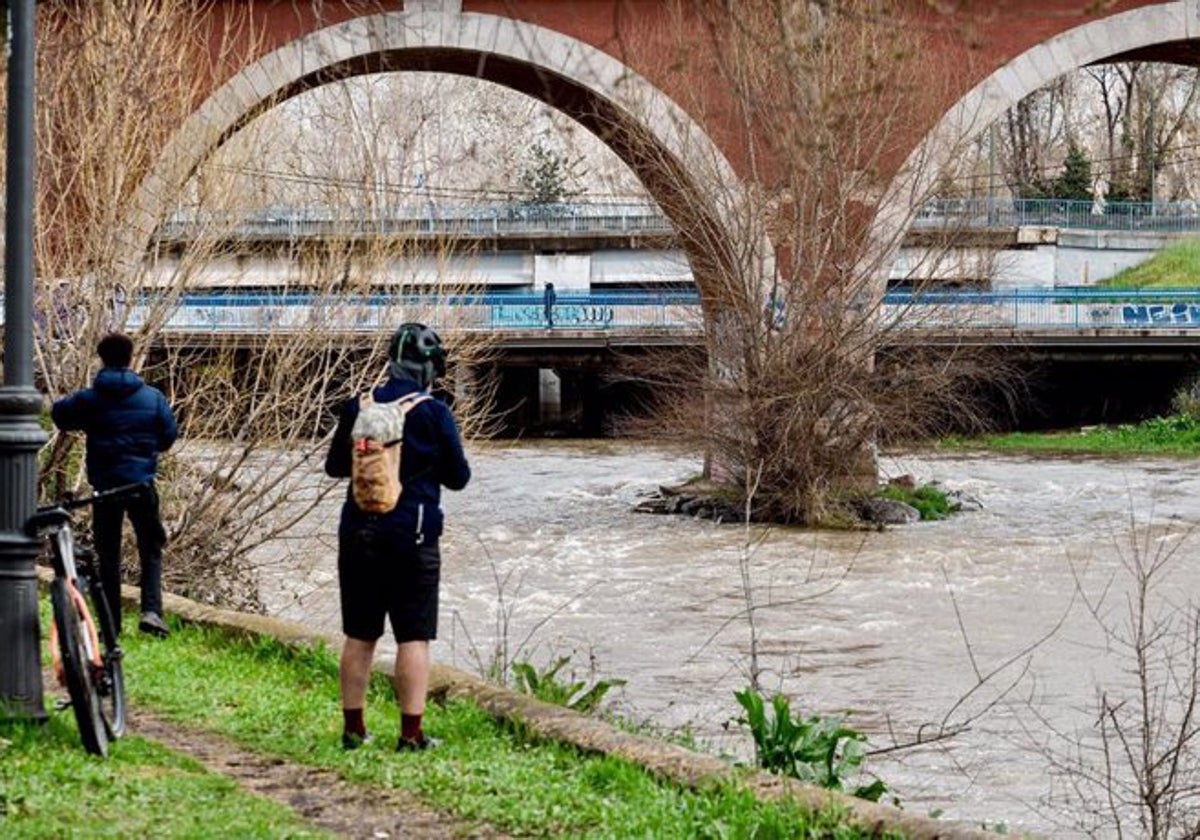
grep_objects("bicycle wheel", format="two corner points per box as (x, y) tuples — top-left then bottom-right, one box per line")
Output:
(83, 574), (125, 739)
(51, 578), (109, 757)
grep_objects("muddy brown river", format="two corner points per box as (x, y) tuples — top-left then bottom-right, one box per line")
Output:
(243, 439), (1200, 837)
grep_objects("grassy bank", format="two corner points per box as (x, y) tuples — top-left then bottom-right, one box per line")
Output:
(1101, 238), (1200, 288)
(6, 612), (892, 839)
(940, 414), (1200, 456)
(0, 716), (326, 838)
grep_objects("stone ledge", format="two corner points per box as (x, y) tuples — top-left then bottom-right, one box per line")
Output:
(38, 567), (1011, 839)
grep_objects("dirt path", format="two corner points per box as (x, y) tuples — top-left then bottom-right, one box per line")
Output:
(127, 708), (509, 840)
(39, 656), (503, 840)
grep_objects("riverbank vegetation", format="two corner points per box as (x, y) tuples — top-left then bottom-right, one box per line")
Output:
(95, 616), (888, 838)
(940, 415), (1200, 456)
(941, 384), (1200, 456)
(1100, 238), (1200, 288)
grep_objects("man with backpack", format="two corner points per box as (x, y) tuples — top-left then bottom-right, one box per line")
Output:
(51, 332), (177, 638)
(324, 322), (471, 751)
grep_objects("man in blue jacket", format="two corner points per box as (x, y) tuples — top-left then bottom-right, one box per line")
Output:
(325, 322), (471, 752)
(51, 332), (178, 637)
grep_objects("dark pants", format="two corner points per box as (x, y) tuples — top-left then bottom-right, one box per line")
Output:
(92, 484), (166, 635)
(338, 520), (441, 644)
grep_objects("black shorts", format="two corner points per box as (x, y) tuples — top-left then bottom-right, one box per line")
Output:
(338, 522), (441, 643)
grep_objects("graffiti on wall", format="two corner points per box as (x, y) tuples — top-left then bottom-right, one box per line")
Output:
(1121, 303), (1200, 326)
(491, 303), (616, 327)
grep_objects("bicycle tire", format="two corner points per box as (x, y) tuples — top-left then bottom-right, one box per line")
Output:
(51, 578), (109, 757)
(85, 576), (126, 739)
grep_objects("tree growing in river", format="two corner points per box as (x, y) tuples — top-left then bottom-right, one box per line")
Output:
(612, 0), (1010, 524)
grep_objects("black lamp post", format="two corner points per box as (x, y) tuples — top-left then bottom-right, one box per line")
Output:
(0, 0), (47, 721)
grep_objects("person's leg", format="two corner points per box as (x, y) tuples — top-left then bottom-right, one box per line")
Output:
(340, 636), (376, 744)
(394, 640), (431, 743)
(340, 637), (376, 710)
(126, 485), (165, 619)
(90, 498), (125, 636)
(393, 542), (440, 748)
(337, 525), (386, 747)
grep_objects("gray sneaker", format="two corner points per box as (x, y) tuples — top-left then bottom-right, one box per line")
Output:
(138, 612), (170, 638)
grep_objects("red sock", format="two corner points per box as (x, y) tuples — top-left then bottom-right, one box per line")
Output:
(343, 708), (366, 737)
(401, 712), (423, 742)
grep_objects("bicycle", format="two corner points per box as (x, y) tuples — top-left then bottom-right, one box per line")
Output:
(26, 482), (145, 756)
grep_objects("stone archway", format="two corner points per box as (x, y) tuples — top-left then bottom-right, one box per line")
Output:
(122, 7), (750, 282)
(875, 0), (1200, 275)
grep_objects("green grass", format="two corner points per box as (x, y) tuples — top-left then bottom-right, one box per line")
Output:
(0, 716), (327, 839)
(940, 414), (1200, 456)
(876, 484), (952, 520)
(1101, 238), (1200, 288)
(115, 619), (893, 839)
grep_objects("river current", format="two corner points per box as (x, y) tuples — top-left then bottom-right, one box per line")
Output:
(247, 440), (1200, 837)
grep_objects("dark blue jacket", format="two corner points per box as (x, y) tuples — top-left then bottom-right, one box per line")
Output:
(324, 377), (470, 544)
(51, 368), (178, 490)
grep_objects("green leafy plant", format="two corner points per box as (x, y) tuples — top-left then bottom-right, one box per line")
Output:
(734, 688), (890, 803)
(511, 656), (625, 714)
(877, 483), (952, 520)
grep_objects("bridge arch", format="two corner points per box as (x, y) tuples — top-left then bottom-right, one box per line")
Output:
(877, 0), (1200, 280)
(124, 7), (749, 287)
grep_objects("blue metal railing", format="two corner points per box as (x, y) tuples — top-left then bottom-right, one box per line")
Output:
(13, 288), (1200, 335)
(123, 290), (703, 333)
(914, 197), (1200, 234)
(883, 287), (1200, 330)
(134, 288), (1200, 334)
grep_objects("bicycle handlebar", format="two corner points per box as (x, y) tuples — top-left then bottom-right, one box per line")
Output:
(26, 482), (151, 536)
(46, 482), (150, 512)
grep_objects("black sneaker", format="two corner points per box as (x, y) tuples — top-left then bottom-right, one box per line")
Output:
(341, 731), (372, 751)
(396, 734), (440, 753)
(138, 612), (170, 638)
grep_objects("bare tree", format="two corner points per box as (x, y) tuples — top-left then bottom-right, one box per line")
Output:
(610, 0), (1009, 525)
(988, 62), (1200, 203)
(24, 1), (497, 608)
(1002, 78), (1072, 198)
(1024, 520), (1200, 838)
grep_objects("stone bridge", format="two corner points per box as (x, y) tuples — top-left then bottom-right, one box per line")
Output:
(118, 0), (1200, 295)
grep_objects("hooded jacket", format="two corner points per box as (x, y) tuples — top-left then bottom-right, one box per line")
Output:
(324, 376), (470, 545)
(51, 367), (178, 490)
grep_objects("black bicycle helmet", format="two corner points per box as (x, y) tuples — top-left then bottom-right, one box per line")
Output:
(388, 322), (446, 388)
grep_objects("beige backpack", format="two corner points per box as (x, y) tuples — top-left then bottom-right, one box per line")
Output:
(350, 391), (432, 514)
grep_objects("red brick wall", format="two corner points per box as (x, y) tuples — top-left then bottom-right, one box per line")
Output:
(196, 0), (1179, 181)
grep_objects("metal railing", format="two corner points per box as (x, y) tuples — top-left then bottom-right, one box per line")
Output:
(12, 288), (1200, 336)
(914, 197), (1200, 234)
(124, 290), (703, 333)
(130, 288), (1200, 335)
(156, 202), (676, 242)
(882, 287), (1200, 331)
(157, 198), (1200, 244)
